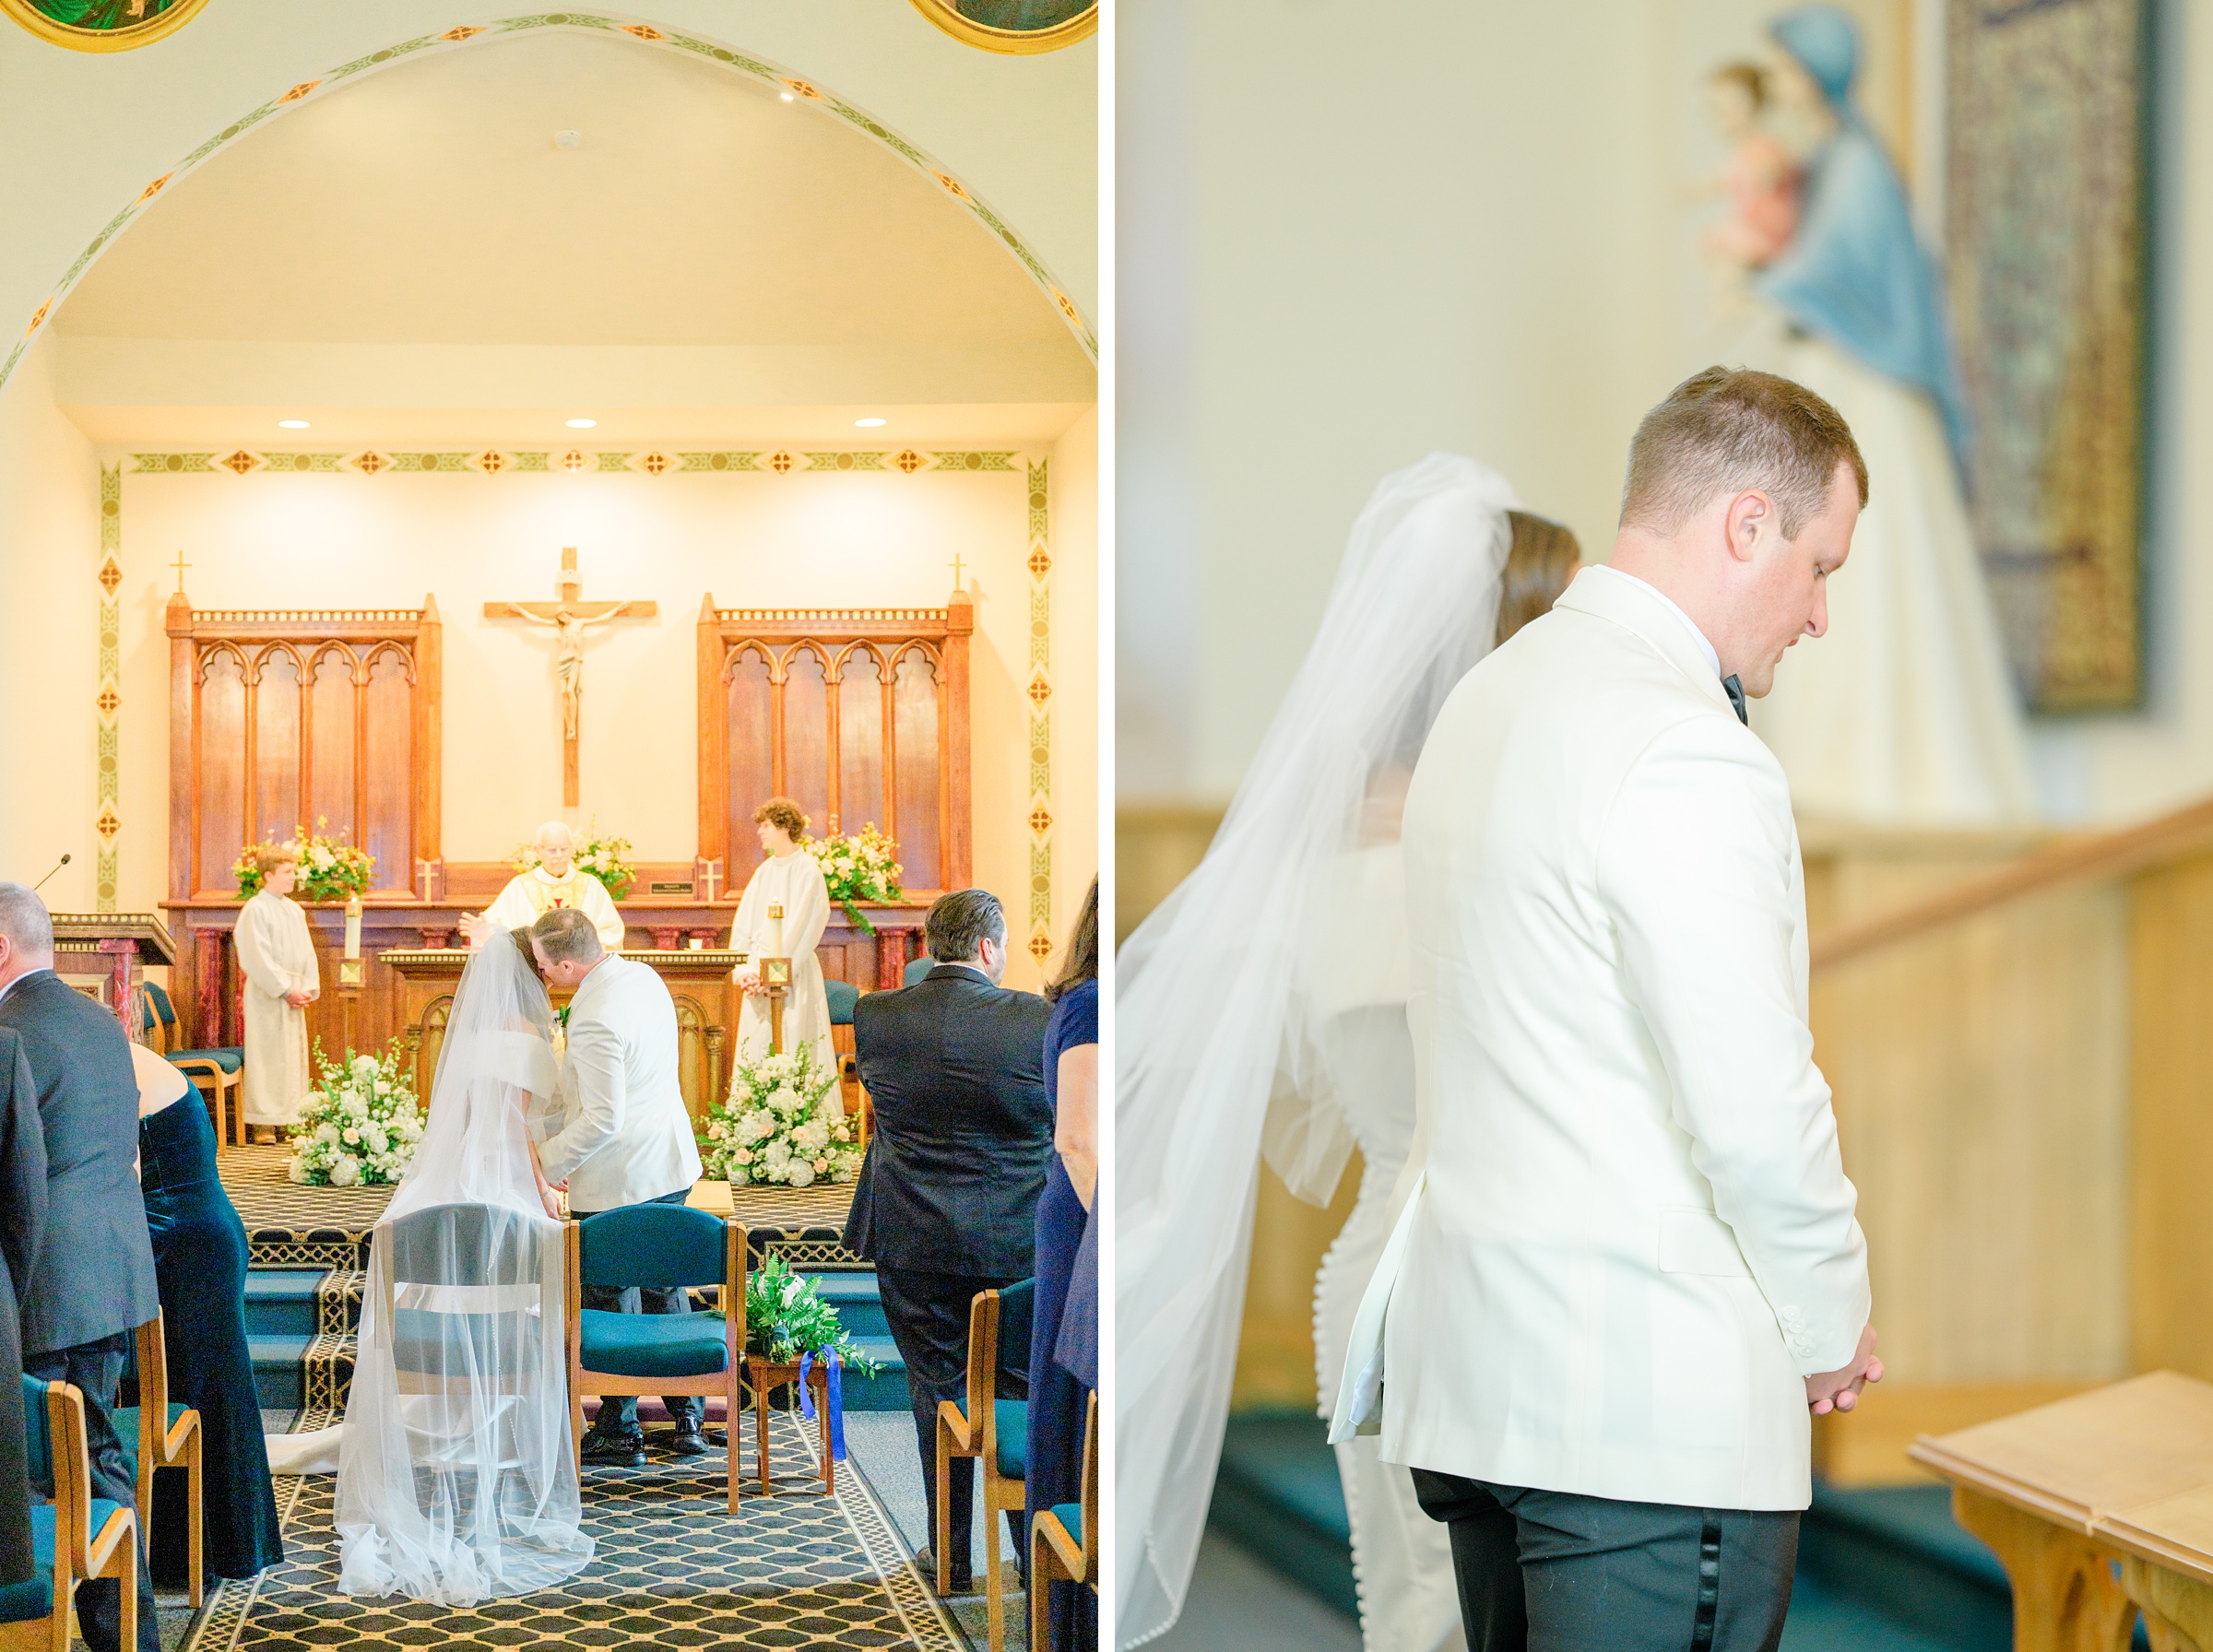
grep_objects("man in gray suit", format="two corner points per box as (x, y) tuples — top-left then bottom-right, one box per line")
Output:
(0, 883), (160, 1652)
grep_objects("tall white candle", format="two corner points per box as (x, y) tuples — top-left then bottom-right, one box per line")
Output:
(344, 894), (362, 961)
(766, 902), (785, 959)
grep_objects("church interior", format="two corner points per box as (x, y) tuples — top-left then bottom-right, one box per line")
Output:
(1120, 3), (2213, 1650)
(0, 5), (1095, 1650)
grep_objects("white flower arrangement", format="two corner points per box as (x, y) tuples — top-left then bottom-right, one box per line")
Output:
(698, 1043), (859, 1189)
(287, 1043), (424, 1188)
(806, 823), (904, 936)
(508, 819), (636, 900)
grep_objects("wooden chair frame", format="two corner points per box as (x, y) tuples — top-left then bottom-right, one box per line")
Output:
(1029, 1391), (1097, 1652)
(565, 1217), (748, 1513)
(138, 983), (238, 1149)
(0, 1382), (138, 1652)
(129, 1312), (204, 1608)
(934, 1285), (1026, 1651)
(384, 1206), (555, 1401)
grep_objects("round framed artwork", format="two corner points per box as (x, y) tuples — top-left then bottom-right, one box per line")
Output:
(2, 0), (209, 52)
(908, 0), (1095, 54)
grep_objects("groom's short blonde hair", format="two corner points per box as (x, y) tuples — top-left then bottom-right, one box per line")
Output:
(1620, 367), (1868, 540)
(530, 907), (602, 965)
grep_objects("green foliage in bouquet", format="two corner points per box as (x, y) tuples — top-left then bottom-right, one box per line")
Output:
(744, 1255), (882, 1375)
(287, 1042), (424, 1187)
(699, 1043), (860, 1187)
(509, 819), (636, 900)
(806, 823), (904, 936)
(233, 820), (375, 902)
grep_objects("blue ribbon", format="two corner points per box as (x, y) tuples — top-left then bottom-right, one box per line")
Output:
(796, 1348), (848, 1461)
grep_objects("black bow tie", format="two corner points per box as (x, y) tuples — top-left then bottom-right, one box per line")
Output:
(1722, 675), (1747, 726)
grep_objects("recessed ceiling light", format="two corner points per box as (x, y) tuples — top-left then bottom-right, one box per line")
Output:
(855, 417), (887, 428)
(554, 129), (582, 150)
(278, 419), (310, 430)
(780, 92), (795, 102)
(565, 418), (598, 430)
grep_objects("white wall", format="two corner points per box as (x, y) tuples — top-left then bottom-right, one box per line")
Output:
(0, 1), (1095, 357)
(1119, 0), (2208, 830)
(0, 337), (100, 911)
(97, 441), (1094, 989)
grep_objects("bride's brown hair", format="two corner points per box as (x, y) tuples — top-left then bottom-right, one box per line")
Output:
(1496, 511), (1582, 646)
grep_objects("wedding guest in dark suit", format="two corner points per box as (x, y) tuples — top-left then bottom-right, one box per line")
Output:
(844, 889), (1054, 1594)
(0, 1025), (47, 1599)
(0, 883), (162, 1652)
(131, 1044), (283, 1584)
(1027, 880), (1098, 1650)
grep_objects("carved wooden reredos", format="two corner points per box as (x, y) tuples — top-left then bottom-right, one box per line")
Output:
(697, 592), (973, 895)
(166, 592), (443, 901)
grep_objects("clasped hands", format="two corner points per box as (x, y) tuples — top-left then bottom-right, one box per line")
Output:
(1805, 1323), (1882, 1417)
(285, 987), (318, 1009)
(733, 967), (767, 997)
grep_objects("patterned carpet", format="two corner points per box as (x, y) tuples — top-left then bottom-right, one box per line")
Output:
(181, 1413), (966, 1651)
(219, 1145), (864, 1267)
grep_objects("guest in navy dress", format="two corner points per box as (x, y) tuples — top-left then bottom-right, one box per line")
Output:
(131, 1045), (284, 1584)
(1027, 879), (1098, 1650)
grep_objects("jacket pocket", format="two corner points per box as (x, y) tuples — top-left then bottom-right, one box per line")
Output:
(1657, 1208), (1751, 1277)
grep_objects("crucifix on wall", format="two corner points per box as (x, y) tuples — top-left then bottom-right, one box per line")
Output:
(483, 547), (656, 806)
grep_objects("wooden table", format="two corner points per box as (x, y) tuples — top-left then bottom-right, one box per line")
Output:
(744, 1354), (834, 1495)
(1909, 1371), (2213, 1649)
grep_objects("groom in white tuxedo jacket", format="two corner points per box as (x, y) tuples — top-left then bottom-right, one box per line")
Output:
(1365, 369), (1880, 1650)
(527, 907), (705, 1466)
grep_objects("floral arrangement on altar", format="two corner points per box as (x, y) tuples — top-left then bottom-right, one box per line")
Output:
(744, 1254), (881, 1375)
(508, 820), (636, 900)
(232, 821), (375, 903)
(286, 1044), (424, 1188)
(698, 1044), (859, 1188)
(807, 824), (903, 936)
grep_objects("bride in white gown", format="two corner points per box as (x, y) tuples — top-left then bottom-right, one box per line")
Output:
(1116, 456), (1579, 1652)
(273, 934), (595, 1603)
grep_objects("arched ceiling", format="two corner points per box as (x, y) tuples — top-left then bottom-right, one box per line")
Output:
(49, 26), (1093, 442)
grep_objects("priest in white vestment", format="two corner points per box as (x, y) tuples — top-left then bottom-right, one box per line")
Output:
(236, 843), (320, 1133)
(458, 820), (625, 951)
(728, 798), (834, 1073)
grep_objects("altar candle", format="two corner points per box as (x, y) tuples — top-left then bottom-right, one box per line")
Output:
(344, 893), (362, 961)
(767, 902), (785, 959)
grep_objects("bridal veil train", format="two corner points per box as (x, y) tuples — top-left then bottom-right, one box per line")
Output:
(1117, 456), (1551, 1649)
(334, 935), (595, 1604)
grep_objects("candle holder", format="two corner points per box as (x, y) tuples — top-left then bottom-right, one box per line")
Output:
(763, 956), (792, 1054)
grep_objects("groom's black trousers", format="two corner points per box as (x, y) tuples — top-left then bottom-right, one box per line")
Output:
(1412, 1469), (1798, 1652)
(574, 1188), (704, 1434)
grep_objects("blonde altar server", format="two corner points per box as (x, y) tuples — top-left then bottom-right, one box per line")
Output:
(235, 843), (319, 1135)
(1118, 455), (1579, 1652)
(459, 820), (624, 950)
(728, 798), (834, 1073)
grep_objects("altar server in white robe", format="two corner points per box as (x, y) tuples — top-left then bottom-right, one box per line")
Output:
(728, 798), (834, 1074)
(235, 843), (319, 1133)
(459, 820), (624, 951)
(1117, 454), (1580, 1652)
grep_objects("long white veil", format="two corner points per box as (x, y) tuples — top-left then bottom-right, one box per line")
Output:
(1115, 454), (1517, 1646)
(336, 935), (595, 1604)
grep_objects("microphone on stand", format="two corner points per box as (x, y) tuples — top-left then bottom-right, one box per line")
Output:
(30, 853), (70, 892)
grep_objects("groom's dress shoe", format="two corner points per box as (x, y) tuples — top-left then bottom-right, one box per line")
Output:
(665, 1424), (712, 1457)
(581, 1427), (647, 1469)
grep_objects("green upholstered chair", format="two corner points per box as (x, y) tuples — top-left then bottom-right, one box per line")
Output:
(1029, 1390), (1096, 1652)
(934, 1279), (1032, 1649)
(4, 1376), (138, 1652)
(824, 979), (859, 1024)
(112, 1313), (202, 1607)
(138, 982), (242, 1148)
(565, 1205), (747, 1512)
(904, 956), (934, 987)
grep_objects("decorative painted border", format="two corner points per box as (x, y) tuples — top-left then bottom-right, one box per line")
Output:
(0, 11), (1095, 401)
(108, 445), (1055, 963)
(1026, 459), (1055, 965)
(96, 465), (121, 912)
(124, 447), (1023, 478)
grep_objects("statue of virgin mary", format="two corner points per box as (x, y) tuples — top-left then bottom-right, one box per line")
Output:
(1734, 4), (2036, 825)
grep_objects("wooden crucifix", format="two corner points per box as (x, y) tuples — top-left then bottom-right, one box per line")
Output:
(483, 547), (656, 806)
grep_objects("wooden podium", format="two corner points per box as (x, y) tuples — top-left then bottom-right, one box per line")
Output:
(49, 913), (177, 1034)
(1911, 1371), (2213, 1647)
(380, 948), (747, 1127)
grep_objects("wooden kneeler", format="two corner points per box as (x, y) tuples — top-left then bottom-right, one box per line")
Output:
(1030, 1392), (1097, 1652)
